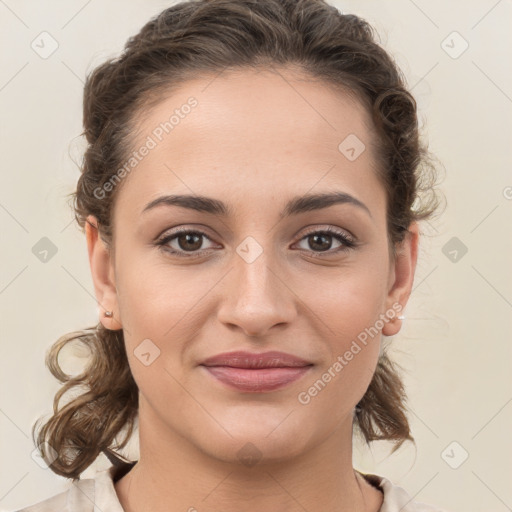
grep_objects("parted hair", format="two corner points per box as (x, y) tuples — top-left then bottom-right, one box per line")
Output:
(33, 0), (443, 480)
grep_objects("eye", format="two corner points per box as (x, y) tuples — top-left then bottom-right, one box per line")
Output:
(156, 227), (217, 258)
(294, 226), (356, 256)
(156, 225), (357, 259)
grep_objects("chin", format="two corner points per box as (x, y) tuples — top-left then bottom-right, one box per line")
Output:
(193, 411), (313, 466)
(202, 433), (311, 467)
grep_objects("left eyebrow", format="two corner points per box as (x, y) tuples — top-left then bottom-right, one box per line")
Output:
(282, 191), (372, 219)
(141, 191), (372, 219)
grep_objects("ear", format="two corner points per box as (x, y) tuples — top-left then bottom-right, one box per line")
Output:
(382, 221), (419, 336)
(85, 215), (122, 330)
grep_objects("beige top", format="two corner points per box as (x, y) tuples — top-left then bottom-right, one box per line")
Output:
(15, 462), (448, 512)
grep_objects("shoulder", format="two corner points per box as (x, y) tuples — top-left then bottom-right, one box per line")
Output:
(13, 462), (130, 512)
(358, 471), (451, 512)
(13, 478), (95, 512)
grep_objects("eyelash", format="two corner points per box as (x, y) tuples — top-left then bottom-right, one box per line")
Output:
(155, 225), (357, 259)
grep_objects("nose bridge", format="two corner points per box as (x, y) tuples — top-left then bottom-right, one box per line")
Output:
(236, 240), (278, 300)
(217, 234), (295, 336)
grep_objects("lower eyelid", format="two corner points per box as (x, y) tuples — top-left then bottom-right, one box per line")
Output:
(159, 229), (355, 258)
(159, 231), (216, 252)
(295, 235), (348, 250)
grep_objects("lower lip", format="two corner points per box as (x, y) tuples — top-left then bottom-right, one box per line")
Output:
(202, 366), (312, 392)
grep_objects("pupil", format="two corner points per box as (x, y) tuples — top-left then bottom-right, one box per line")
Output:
(310, 234), (331, 251)
(179, 233), (202, 251)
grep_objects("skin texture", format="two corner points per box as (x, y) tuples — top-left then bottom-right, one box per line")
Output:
(85, 66), (419, 512)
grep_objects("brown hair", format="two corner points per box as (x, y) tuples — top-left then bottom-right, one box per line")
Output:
(33, 0), (443, 480)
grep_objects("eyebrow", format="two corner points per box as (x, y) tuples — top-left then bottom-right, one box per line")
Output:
(142, 191), (372, 219)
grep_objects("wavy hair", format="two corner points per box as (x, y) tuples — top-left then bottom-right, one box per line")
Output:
(33, 0), (444, 480)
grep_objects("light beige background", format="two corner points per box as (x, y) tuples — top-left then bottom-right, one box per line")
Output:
(1, 1), (511, 511)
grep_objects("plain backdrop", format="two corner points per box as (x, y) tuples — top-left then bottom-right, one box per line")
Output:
(1, 1), (511, 511)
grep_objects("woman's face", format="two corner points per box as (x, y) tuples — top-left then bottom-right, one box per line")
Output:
(87, 66), (418, 465)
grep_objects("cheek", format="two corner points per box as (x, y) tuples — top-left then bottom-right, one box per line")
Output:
(295, 282), (384, 422)
(292, 261), (387, 404)
(297, 257), (389, 346)
(114, 257), (218, 391)
(115, 250), (211, 337)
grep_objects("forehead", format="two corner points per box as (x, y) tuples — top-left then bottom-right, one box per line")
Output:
(115, 67), (384, 218)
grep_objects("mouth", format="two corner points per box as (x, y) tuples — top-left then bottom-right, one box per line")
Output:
(200, 350), (312, 368)
(200, 350), (313, 393)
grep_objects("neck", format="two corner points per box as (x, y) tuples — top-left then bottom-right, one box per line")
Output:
(114, 400), (383, 512)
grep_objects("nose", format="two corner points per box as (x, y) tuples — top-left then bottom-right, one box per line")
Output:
(216, 245), (296, 338)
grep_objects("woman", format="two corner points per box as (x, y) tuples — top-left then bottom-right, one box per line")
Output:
(19, 0), (446, 511)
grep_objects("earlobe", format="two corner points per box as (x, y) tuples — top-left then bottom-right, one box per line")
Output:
(382, 222), (420, 337)
(85, 215), (123, 330)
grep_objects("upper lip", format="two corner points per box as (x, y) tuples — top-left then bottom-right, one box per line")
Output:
(200, 351), (312, 369)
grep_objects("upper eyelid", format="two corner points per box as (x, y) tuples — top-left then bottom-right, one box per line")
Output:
(158, 225), (355, 249)
(158, 224), (354, 240)
(300, 224), (354, 240)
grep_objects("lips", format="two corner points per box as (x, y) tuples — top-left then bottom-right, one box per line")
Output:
(200, 351), (313, 392)
(200, 350), (312, 369)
